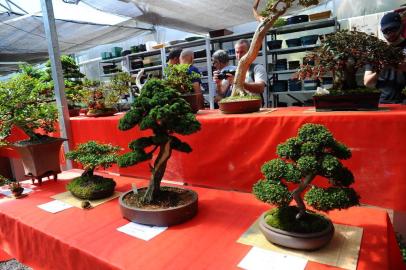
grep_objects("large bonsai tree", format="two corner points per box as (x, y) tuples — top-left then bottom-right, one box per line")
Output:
(297, 30), (405, 92)
(0, 66), (58, 143)
(231, 0), (320, 97)
(253, 123), (359, 220)
(118, 79), (201, 203)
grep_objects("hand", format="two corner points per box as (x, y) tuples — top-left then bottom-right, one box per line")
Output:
(213, 70), (221, 84)
(225, 73), (234, 85)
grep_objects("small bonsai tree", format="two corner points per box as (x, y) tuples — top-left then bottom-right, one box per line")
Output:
(0, 66), (58, 143)
(118, 78), (201, 204)
(253, 123), (359, 231)
(163, 64), (201, 94)
(297, 30), (405, 93)
(229, 0), (321, 98)
(65, 141), (120, 200)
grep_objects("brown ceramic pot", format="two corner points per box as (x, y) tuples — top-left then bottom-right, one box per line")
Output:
(258, 211), (334, 250)
(182, 93), (201, 113)
(68, 108), (81, 117)
(219, 98), (261, 114)
(119, 187), (198, 227)
(313, 92), (380, 111)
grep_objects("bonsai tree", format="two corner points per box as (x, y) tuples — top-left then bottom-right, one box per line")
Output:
(253, 123), (359, 231)
(297, 30), (405, 93)
(118, 78), (201, 204)
(0, 66), (58, 144)
(0, 176), (23, 197)
(164, 64), (201, 94)
(228, 0), (321, 98)
(65, 141), (120, 200)
(103, 72), (134, 111)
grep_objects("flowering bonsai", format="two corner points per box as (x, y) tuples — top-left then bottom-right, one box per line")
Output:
(117, 78), (200, 226)
(253, 123), (359, 249)
(297, 30), (405, 94)
(65, 141), (120, 200)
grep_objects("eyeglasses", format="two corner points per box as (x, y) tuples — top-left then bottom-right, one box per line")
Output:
(382, 26), (400, 35)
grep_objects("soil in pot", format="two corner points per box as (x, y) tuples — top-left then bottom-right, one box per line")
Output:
(120, 186), (198, 226)
(67, 175), (116, 200)
(219, 97), (262, 114)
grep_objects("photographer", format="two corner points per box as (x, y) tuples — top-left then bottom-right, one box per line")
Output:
(212, 50), (236, 102)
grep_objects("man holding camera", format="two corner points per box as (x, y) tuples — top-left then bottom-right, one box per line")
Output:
(212, 50), (236, 102)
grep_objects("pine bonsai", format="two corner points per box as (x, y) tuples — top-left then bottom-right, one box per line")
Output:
(253, 123), (359, 232)
(0, 66), (58, 144)
(297, 30), (405, 94)
(118, 78), (201, 204)
(65, 141), (120, 200)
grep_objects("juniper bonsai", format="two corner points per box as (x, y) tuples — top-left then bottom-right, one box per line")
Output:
(253, 123), (360, 223)
(230, 0), (320, 97)
(164, 64), (201, 94)
(297, 30), (405, 93)
(118, 78), (201, 204)
(65, 141), (120, 200)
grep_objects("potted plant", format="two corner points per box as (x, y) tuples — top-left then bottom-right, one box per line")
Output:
(297, 30), (405, 111)
(219, 0), (322, 113)
(85, 87), (118, 117)
(0, 66), (64, 185)
(104, 72), (134, 112)
(117, 78), (201, 226)
(164, 63), (202, 113)
(65, 141), (120, 200)
(7, 179), (24, 198)
(253, 123), (360, 250)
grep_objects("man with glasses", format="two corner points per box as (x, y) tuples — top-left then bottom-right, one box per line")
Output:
(364, 12), (406, 103)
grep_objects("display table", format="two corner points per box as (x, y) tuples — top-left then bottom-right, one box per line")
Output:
(0, 175), (404, 270)
(67, 105), (406, 212)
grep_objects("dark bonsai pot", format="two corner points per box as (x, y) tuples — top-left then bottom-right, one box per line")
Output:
(12, 137), (66, 184)
(286, 38), (302, 47)
(119, 186), (198, 227)
(69, 108), (81, 117)
(313, 92), (381, 111)
(182, 92), (202, 113)
(67, 175), (116, 200)
(267, 40), (283, 50)
(258, 211), (335, 250)
(11, 187), (24, 198)
(86, 108), (118, 117)
(301, 35), (319, 46)
(219, 98), (261, 114)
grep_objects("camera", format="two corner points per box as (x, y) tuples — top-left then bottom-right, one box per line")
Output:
(217, 69), (236, 80)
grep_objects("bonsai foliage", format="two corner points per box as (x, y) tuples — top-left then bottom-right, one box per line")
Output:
(118, 78), (201, 203)
(163, 64), (201, 94)
(231, 0), (320, 97)
(253, 123), (360, 220)
(297, 30), (405, 92)
(0, 67), (58, 143)
(65, 141), (120, 177)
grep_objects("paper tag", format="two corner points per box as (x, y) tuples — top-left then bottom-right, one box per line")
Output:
(0, 187), (33, 197)
(117, 222), (167, 241)
(131, 183), (138, 194)
(238, 247), (308, 270)
(37, 200), (73, 213)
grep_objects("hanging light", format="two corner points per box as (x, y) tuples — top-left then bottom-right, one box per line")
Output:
(62, 0), (80, 4)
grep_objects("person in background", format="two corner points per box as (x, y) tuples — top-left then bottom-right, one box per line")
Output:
(212, 49), (236, 102)
(180, 49), (204, 108)
(226, 39), (267, 98)
(167, 48), (182, 65)
(364, 11), (406, 103)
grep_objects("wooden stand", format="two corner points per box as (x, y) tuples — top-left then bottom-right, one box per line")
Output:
(25, 171), (58, 185)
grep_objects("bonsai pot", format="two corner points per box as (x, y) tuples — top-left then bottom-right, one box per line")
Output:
(182, 92), (201, 113)
(11, 187), (24, 198)
(258, 212), (334, 250)
(267, 40), (283, 50)
(219, 98), (261, 114)
(313, 92), (381, 111)
(288, 79), (302, 91)
(287, 15), (309, 25)
(86, 108), (118, 117)
(303, 79), (319, 91)
(119, 186), (198, 227)
(301, 35), (319, 46)
(272, 80), (288, 92)
(69, 108), (80, 117)
(12, 137), (66, 184)
(286, 38), (302, 48)
(309, 10), (332, 21)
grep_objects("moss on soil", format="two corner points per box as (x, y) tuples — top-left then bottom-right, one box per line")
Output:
(67, 175), (116, 200)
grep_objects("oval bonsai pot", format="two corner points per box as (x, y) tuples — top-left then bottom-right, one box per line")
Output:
(258, 212), (334, 250)
(119, 187), (198, 227)
(313, 92), (381, 111)
(219, 98), (261, 114)
(86, 108), (118, 117)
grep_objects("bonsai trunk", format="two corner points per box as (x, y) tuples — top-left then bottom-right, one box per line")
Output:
(143, 138), (173, 204)
(82, 168), (94, 177)
(333, 63), (358, 90)
(292, 174), (315, 219)
(231, 1), (288, 96)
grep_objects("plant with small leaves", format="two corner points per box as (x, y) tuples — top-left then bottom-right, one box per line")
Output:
(118, 78), (201, 204)
(253, 123), (360, 222)
(0, 66), (58, 144)
(163, 64), (201, 94)
(297, 30), (404, 92)
(65, 141), (120, 177)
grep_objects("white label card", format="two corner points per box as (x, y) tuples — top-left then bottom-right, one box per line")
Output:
(37, 200), (73, 213)
(238, 247), (308, 270)
(117, 222), (167, 241)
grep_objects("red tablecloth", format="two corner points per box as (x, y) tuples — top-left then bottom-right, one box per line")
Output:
(68, 106), (406, 212)
(0, 175), (404, 270)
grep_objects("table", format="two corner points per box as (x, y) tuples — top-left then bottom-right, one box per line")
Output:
(0, 174), (404, 270)
(68, 105), (406, 212)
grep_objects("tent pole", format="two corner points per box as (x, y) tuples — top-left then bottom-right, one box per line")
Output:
(40, 0), (72, 170)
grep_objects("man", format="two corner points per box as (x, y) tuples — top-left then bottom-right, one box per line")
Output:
(364, 12), (406, 103)
(212, 49), (236, 101)
(226, 39), (267, 97)
(180, 49), (204, 108)
(167, 48), (182, 65)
